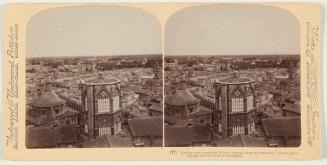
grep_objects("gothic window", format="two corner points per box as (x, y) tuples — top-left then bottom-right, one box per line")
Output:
(232, 118), (244, 135)
(247, 88), (254, 111)
(98, 126), (111, 136)
(231, 89), (244, 112)
(113, 96), (120, 112)
(98, 87), (110, 99)
(232, 125), (245, 135)
(97, 87), (110, 113)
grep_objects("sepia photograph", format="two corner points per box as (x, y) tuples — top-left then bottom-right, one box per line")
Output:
(164, 4), (301, 147)
(25, 6), (163, 148)
(2, 2), (322, 160)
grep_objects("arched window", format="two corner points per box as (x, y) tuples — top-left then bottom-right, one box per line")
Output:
(218, 97), (222, 110)
(231, 89), (243, 112)
(247, 88), (254, 111)
(99, 126), (111, 136)
(232, 120), (245, 135)
(97, 87), (110, 113)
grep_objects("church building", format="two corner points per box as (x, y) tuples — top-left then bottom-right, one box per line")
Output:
(213, 73), (256, 137)
(79, 72), (123, 140)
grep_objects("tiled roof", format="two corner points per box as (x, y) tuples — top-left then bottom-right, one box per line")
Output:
(282, 103), (300, 114)
(128, 117), (163, 137)
(189, 107), (213, 117)
(262, 117), (301, 137)
(30, 91), (65, 108)
(26, 125), (78, 148)
(57, 109), (80, 119)
(148, 104), (163, 112)
(56, 125), (78, 144)
(26, 126), (57, 148)
(165, 89), (200, 106)
(165, 125), (211, 146)
(134, 88), (148, 95)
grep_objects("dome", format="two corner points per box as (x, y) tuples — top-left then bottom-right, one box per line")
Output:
(165, 89), (200, 106)
(30, 90), (66, 108)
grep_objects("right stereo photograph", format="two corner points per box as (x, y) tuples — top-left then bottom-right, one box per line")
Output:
(164, 4), (301, 147)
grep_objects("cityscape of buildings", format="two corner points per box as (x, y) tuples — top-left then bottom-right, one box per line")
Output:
(26, 54), (301, 148)
(26, 55), (163, 148)
(164, 55), (301, 147)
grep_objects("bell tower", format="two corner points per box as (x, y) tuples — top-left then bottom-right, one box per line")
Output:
(80, 72), (122, 139)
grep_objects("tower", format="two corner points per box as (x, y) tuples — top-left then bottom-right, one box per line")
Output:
(153, 61), (161, 80)
(79, 72), (122, 139)
(213, 73), (256, 138)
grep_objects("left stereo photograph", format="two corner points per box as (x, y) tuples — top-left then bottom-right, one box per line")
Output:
(25, 6), (163, 148)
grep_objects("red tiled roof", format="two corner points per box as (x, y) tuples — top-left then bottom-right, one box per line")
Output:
(128, 117), (163, 137)
(165, 125), (211, 146)
(262, 117), (301, 137)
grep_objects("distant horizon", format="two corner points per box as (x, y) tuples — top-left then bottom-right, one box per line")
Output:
(27, 54), (163, 59)
(26, 54), (299, 59)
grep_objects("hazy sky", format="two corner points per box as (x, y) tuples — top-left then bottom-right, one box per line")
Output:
(27, 6), (161, 57)
(165, 4), (300, 56)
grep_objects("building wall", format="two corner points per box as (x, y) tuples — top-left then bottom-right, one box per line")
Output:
(214, 81), (256, 137)
(81, 82), (122, 139)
